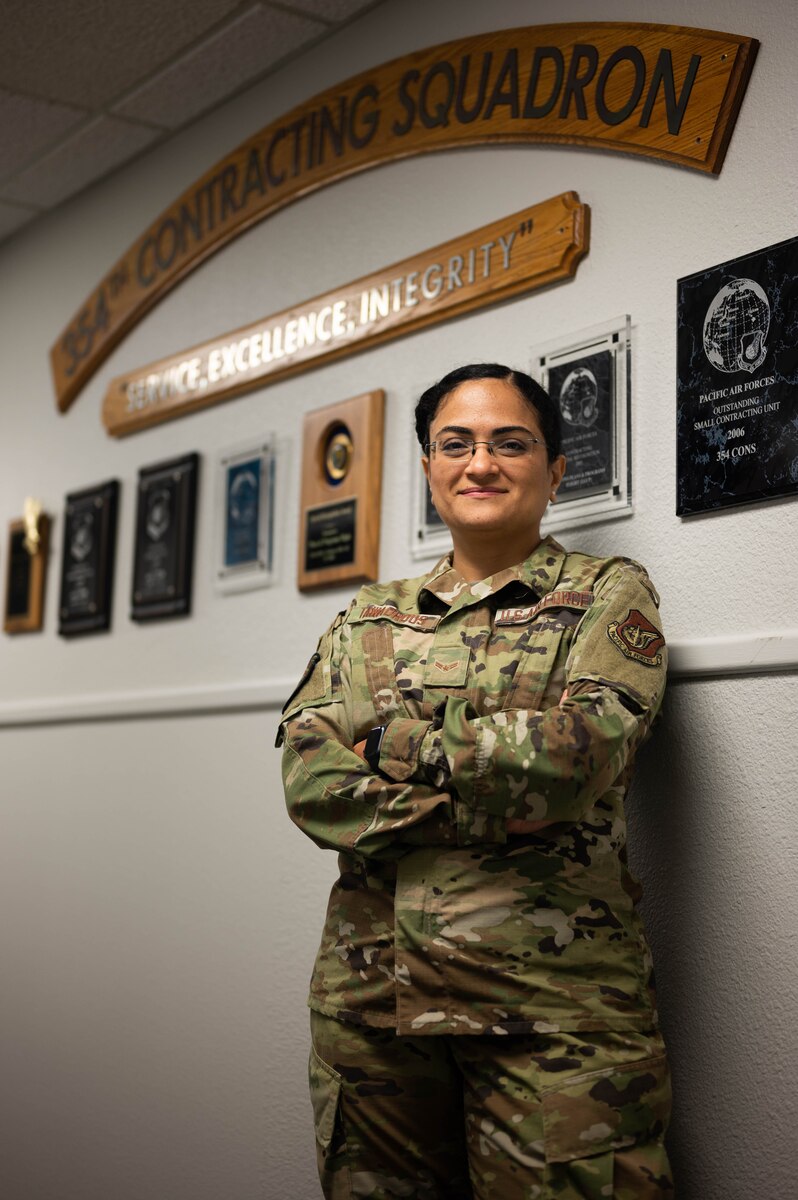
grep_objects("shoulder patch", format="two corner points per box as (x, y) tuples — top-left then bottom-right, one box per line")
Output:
(607, 609), (664, 666)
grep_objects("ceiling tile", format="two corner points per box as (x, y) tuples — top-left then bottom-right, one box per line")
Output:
(0, 0), (245, 109)
(0, 116), (161, 208)
(0, 90), (86, 183)
(0, 200), (40, 241)
(112, 4), (325, 129)
(283, 0), (382, 20)
(0, 0), (389, 245)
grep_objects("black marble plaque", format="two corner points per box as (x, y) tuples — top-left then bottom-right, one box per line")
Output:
(304, 499), (356, 572)
(549, 348), (614, 498)
(677, 235), (798, 515)
(58, 480), (119, 636)
(131, 452), (199, 621)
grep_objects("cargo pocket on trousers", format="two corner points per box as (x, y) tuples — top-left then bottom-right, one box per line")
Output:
(542, 1054), (671, 1198)
(309, 1046), (352, 1199)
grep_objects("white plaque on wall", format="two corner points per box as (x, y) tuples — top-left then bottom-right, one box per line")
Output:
(535, 315), (632, 535)
(214, 438), (275, 593)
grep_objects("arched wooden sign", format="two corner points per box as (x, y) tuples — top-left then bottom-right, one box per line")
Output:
(51, 22), (758, 413)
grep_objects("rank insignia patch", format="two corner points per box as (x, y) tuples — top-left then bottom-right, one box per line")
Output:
(607, 609), (665, 666)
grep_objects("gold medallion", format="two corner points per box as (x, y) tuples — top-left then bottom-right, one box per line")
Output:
(324, 427), (353, 484)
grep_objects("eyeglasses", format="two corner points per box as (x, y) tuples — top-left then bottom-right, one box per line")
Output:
(425, 436), (545, 460)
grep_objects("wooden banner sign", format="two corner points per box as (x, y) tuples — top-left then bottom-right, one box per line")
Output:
(52, 23), (758, 414)
(103, 193), (588, 437)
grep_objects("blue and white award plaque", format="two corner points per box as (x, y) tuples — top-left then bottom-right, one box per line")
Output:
(215, 439), (275, 592)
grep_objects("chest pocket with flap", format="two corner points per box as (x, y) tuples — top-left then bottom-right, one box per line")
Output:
(350, 602), (475, 723)
(423, 633), (470, 688)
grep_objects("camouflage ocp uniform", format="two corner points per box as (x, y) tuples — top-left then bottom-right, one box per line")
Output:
(279, 537), (673, 1198)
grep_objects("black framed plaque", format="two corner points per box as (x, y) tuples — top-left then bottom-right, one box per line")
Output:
(58, 479), (119, 636)
(131, 452), (199, 621)
(677, 236), (798, 516)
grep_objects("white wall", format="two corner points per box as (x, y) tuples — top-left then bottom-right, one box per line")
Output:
(1, 1), (796, 1196)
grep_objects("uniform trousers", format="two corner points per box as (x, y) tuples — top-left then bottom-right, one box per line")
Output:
(309, 1012), (673, 1200)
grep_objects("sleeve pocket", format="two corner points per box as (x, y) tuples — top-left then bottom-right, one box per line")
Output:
(276, 609), (347, 746)
(308, 1045), (343, 1152)
(542, 1053), (671, 1164)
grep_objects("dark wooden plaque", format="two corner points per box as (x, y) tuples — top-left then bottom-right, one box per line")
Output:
(4, 512), (50, 634)
(58, 479), (119, 636)
(298, 391), (383, 591)
(131, 452), (199, 620)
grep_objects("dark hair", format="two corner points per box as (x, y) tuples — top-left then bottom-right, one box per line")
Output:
(414, 363), (562, 461)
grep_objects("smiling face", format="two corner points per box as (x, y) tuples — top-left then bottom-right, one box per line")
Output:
(422, 377), (566, 565)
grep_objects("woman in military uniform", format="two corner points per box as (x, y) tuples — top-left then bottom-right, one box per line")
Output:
(279, 364), (673, 1199)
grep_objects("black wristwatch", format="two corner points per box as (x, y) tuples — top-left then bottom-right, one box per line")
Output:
(364, 725), (386, 772)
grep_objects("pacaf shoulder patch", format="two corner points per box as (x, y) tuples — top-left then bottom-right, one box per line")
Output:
(607, 608), (665, 666)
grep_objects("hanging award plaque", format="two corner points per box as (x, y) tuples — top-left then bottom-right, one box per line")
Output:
(412, 467), (448, 559)
(131, 452), (199, 620)
(677, 236), (798, 515)
(298, 390), (384, 591)
(534, 316), (632, 535)
(4, 500), (50, 634)
(215, 439), (275, 593)
(411, 443), (448, 561)
(58, 479), (119, 636)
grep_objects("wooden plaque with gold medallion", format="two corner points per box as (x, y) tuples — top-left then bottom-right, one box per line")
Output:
(298, 390), (384, 592)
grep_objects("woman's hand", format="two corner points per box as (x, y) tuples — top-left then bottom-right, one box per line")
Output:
(354, 691), (569, 832)
(357, 728), (546, 832)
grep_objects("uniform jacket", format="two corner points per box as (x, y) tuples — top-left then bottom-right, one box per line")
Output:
(279, 536), (667, 1037)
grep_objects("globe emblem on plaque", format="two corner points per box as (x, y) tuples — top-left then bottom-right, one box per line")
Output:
(559, 367), (599, 427)
(70, 511), (94, 562)
(230, 469), (258, 526)
(703, 277), (770, 374)
(146, 488), (171, 541)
